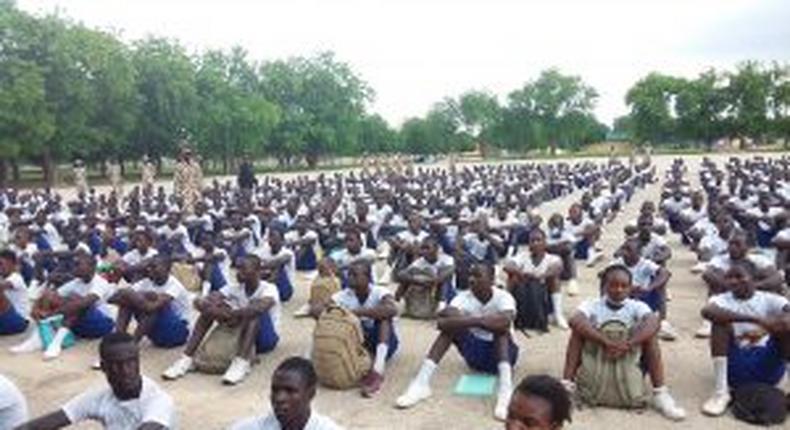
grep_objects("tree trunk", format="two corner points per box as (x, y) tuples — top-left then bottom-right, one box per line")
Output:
(222, 154), (228, 175)
(305, 152), (318, 168)
(0, 160), (7, 187)
(11, 161), (20, 182)
(41, 148), (54, 188)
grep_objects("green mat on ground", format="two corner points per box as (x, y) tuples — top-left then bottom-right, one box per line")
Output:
(454, 374), (497, 397)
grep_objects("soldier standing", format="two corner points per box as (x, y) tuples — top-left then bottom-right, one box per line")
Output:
(108, 159), (123, 198)
(141, 154), (156, 195)
(73, 159), (88, 197)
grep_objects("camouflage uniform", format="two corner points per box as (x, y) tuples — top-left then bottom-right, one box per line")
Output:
(108, 161), (123, 198)
(141, 158), (156, 193)
(73, 162), (88, 196)
(176, 157), (202, 214)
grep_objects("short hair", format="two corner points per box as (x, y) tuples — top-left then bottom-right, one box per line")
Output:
(599, 263), (632, 290)
(99, 332), (137, 357)
(0, 249), (17, 264)
(275, 356), (318, 388)
(515, 374), (572, 426)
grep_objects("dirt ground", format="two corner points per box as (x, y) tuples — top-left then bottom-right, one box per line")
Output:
(1, 154), (780, 429)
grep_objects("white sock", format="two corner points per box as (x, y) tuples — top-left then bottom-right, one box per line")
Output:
(497, 361), (513, 395)
(551, 293), (564, 320)
(45, 327), (71, 356)
(304, 338), (314, 359)
(712, 357), (728, 394)
(373, 343), (389, 374)
(414, 359), (437, 387)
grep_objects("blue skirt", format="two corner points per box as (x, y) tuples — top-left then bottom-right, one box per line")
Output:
(0, 307), (29, 335)
(728, 338), (786, 389)
(362, 319), (399, 360)
(72, 307), (115, 339)
(275, 266), (294, 302)
(296, 247), (318, 272)
(255, 312), (279, 354)
(574, 238), (590, 260)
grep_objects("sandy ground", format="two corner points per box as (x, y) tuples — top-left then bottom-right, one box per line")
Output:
(1, 155), (779, 429)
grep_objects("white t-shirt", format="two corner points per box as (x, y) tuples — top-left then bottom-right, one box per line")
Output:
(122, 248), (159, 266)
(62, 377), (176, 430)
(131, 276), (192, 321)
(699, 234), (728, 258)
(219, 280), (281, 330)
(512, 251), (561, 277)
(566, 218), (594, 241)
(158, 224), (193, 253)
(192, 247), (231, 284)
(229, 411), (343, 430)
(610, 258), (660, 292)
(639, 234), (668, 262)
(708, 254), (774, 272)
(406, 254), (455, 283)
(462, 233), (494, 262)
(57, 275), (115, 315)
(577, 298), (653, 330)
(332, 286), (393, 324)
(2, 273), (29, 318)
(330, 248), (376, 269)
(708, 291), (789, 347)
(396, 229), (429, 248)
(284, 230), (320, 259)
(0, 374), (28, 429)
(448, 289), (516, 341)
(254, 246), (296, 287)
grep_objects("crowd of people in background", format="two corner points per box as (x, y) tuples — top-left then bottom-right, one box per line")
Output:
(1, 149), (789, 429)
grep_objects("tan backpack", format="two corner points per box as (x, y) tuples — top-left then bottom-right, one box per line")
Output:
(172, 262), (201, 293)
(310, 275), (341, 306)
(312, 305), (371, 389)
(576, 320), (649, 409)
(194, 322), (243, 374)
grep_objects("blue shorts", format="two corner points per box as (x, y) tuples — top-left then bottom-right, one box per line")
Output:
(208, 263), (228, 293)
(456, 332), (519, 374)
(756, 226), (778, 249)
(633, 288), (662, 313)
(255, 312), (279, 354)
(296, 247), (318, 272)
(275, 266), (293, 303)
(728, 338), (786, 389)
(362, 319), (399, 360)
(574, 239), (590, 260)
(0, 307), (29, 335)
(137, 305), (189, 348)
(441, 280), (456, 303)
(71, 306), (114, 339)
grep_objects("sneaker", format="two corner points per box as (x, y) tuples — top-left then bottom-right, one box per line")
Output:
(360, 370), (384, 398)
(659, 320), (678, 341)
(162, 356), (194, 380)
(653, 388), (686, 421)
(586, 251), (603, 267)
(555, 316), (569, 330)
(437, 301), (447, 313)
(395, 382), (432, 408)
(566, 279), (580, 296)
(42, 343), (63, 361)
(690, 262), (708, 274)
(10, 333), (43, 354)
(560, 379), (576, 394)
(494, 390), (511, 421)
(222, 357), (251, 385)
(292, 303), (311, 318)
(695, 320), (712, 339)
(701, 391), (731, 416)
(91, 359), (102, 370)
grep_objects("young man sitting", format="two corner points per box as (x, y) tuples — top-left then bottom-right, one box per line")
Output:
(311, 262), (398, 398)
(396, 262), (519, 421)
(394, 237), (455, 312)
(699, 262), (790, 417)
(20, 332), (176, 429)
(162, 254), (280, 385)
(228, 356), (343, 430)
(0, 250), (30, 336)
(561, 264), (686, 421)
(109, 256), (191, 348)
(10, 251), (115, 359)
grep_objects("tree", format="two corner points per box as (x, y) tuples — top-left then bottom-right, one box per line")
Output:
(625, 73), (680, 145)
(723, 61), (772, 144)
(674, 69), (727, 148)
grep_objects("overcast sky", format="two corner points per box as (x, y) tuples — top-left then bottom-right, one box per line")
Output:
(16, 0), (790, 127)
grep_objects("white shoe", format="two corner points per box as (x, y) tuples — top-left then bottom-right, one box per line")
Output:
(162, 355), (194, 380)
(42, 342), (63, 361)
(395, 382), (432, 409)
(555, 316), (569, 330)
(701, 391), (731, 416)
(695, 320), (712, 339)
(292, 303), (311, 318)
(437, 301), (447, 312)
(659, 320), (678, 341)
(10, 333), (42, 354)
(494, 391), (511, 421)
(222, 357), (251, 385)
(653, 388), (686, 421)
(586, 251), (603, 267)
(690, 262), (708, 274)
(91, 359), (102, 370)
(560, 379), (576, 394)
(567, 279), (579, 296)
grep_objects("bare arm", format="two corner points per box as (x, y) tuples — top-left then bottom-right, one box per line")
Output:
(17, 410), (71, 430)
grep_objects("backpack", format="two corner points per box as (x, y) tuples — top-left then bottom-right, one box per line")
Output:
(194, 322), (243, 374)
(510, 279), (550, 332)
(172, 262), (201, 293)
(576, 320), (650, 409)
(402, 266), (439, 319)
(310, 275), (341, 306)
(312, 305), (371, 389)
(731, 383), (787, 425)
